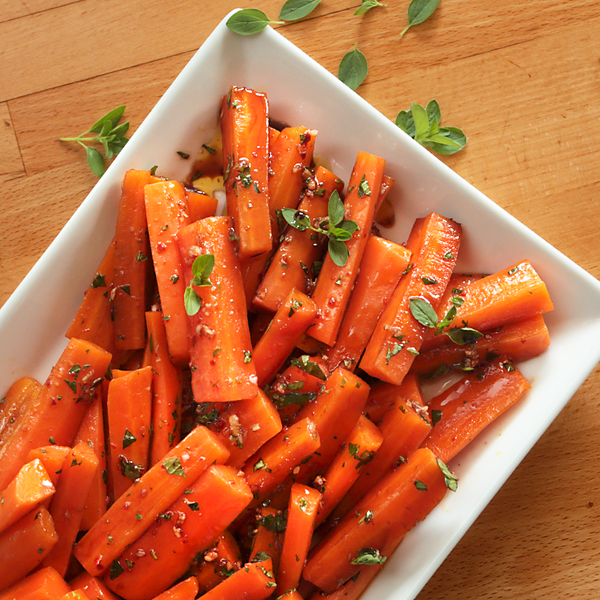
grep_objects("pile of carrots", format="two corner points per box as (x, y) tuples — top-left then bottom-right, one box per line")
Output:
(0, 87), (554, 600)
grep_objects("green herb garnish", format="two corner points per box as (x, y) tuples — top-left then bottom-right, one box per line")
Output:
(226, 9), (283, 35)
(350, 547), (387, 565)
(184, 254), (214, 316)
(400, 0), (440, 37)
(279, 0), (321, 21)
(355, 0), (386, 15)
(338, 44), (368, 91)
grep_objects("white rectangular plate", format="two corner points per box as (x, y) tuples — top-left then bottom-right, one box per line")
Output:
(2, 11), (600, 600)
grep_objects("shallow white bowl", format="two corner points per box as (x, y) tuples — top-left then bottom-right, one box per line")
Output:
(2, 10), (600, 600)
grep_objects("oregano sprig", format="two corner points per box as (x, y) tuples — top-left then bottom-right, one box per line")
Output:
(279, 0), (321, 21)
(60, 106), (129, 177)
(184, 254), (215, 316)
(355, 0), (386, 15)
(396, 99), (467, 155)
(400, 0), (440, 37)
(226, 9), (283, 35)
(338, 44), (368, 91)
(281, 190), (358, 266)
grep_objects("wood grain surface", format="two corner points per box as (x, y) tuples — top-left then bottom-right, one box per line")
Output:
(1, 1), (599, 598)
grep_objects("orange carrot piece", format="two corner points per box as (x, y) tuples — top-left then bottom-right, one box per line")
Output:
(199, 558), (276, 600)
(0, 507), (58, 590)
(363, 373), (423, 424)
(277, 484), (321, 595)
(254, 289), (318, 387)
(315, 416), (383, 527)
(177, 217), (257, 403)
(73, 395), (108, 531)
(40, 442), (99, 577)
(186, 189), (218, 221)
(326, 235), (412, 372)
(27, 447), (71, 489)
(191, 532), (242, 594)
(421, 356), (531, 463)
(104, 466), (252, 600)
(303, 448), (448, 593)
(149, 577), (199, 600)
(307, 565), (380, 600)
(0, 377), (41, 453)
(60, 592), (90, 600)
(0, 567), (69, 600)
(145, 312), (182, 465)
(68, 572), (120, 600)
(220, 87), (272, 260)
(375, 174), (395, 211)
(0, 339), (111, 491)
(106, 367), (152, 500)
(250, 311), (274, 346)
(113, 169), (153, 350)
(249, 506), (283, 573)
(309, 152), (386, 346)
(75, 425), (229, 576)
(65, 241), (115, 355)
(144, 181), (192, 364)
(360, 212), (462, 385)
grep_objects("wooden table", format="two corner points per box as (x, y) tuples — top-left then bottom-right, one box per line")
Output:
(1, 1), (599, 598)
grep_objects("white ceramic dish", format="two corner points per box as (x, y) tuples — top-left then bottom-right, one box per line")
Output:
(2, 10), (600, 600)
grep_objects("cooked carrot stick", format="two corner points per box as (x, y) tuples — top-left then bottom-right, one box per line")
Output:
(27, 447), (71, 489)
(309, 152), (386, 346)
(186, 189), (218, 221)
(68, 572), (121, 600)
(113, 169), (153, 350)
(149, 576), (199, 600)
(177, 217), (257, 403)
(104, 466), (252, 600)
(145, 312), (181, 465)
(220, 87), (272, 260)
(75, 425), (229, 576)
(277, 484), (321, 595)
(144, 181), (191, 364)
(303, 448), (449, 593)
(40, 442), (99, 577)
(250, 311), (274, 346)
(0, 507), (58, 590)
(106, 367), (152, 500)
(363, 373), (423, 424)
(421, 356), (531, 463)
(0, 339), (111, 491)
(326, 235), (411, 372)
(249, 506), (283, 573)
(374, 174), (395, 211)
(0, 567), (69, 600)
(198, 558), (276, 600)
(65, 241), (115, 355)
(360, 212), (461, 385)
(421, 260), (554, 351)
(0, 377), (41, 453)
(59, 592), (90, 600)
(0, 459), (54, 535)
(73, 395), (108, 531)
(307, 564), (381, 600)
(253, 289), (318, 387)
(412, 314), (551, 377)
(315, 416), (383, 527)
(191, 532), (242, 594)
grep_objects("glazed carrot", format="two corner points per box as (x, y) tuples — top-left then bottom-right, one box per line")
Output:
(177, 217), (257, 403)
(149, 577), (199, 600)
(309, 152), (386, 346)
(250, 311), (273, 346)
(0, 377), (41, 452)
(360, 212), (461, 384)
(27, 447), (71, 489)
(75, 425), (229, 576)
(0, 459), (54, 534)
(106, 367), (152, 500)
(59, 591), (90, 600)
(363, 373), (423, 424)
(249, 506), (283, 573)
(0, 507), (58, 590)
(145, 312), (181, 465)
(303, 448), (449, 593)
(113, 169), (153, 350)
(199, 558), (276, 600)
(73, 395), (108, 531)
(314, 416), (383, 527)
(277, 484), (321, 596)
(253, 289), (318, 387)
(186, 189), (218, 221)
(40, 442), (99, 577)
(330, 392), (432, 525)
(412, 315), (551, 376)
(0, 567), (69, 600)
(144, 181), (191, 364)
(191, 532), (242, 594)
(65, 241), (115, 355)
(307, 565), (381, 600)
(421, 356), (531, 463)
(326, 235), (411, 372)
(421, 260), (554, 351)
(0, 339), (111, 491)
(104, 466), (252, 600)
(375, 174), (395, 212)
(220, 87), (272, 259)
(68, 572), (120, 600)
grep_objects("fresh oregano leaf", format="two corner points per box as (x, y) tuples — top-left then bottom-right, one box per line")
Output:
(279, 0), (321, 21)
(86, 146), (105, 177)
(184, 287), (202, 316)
(290, 355), (327, 380)
(409, 297), (438, 328)
(328, 190), (345, 227)
(329, 239), (349, 267)
(338, 44), (368, 91)
(400, 0), (440, 37)
(226, 9), (283, 35)
(355, 0), (386, 15)
(437, 458), (458, 491)
(411, 103), (430, 140)
(163, 457), (185, 477)
(90, 106), (126, 133)
(426, 99), (441, 126)
(191, 254), (214, 287)
(350, 547), (387, 565)
(429, 126), (467, 155)
(281, 207), (311, 231)
(446, 327), (483, 345)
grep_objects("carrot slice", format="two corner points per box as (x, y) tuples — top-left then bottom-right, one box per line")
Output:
(421, 356), (531, 463)
(0, 567), (69, 600)
(191, 532), (242, 594)
(0, 377), (41, 455)
(27, 447), (71, 490)
(249, 506), (283, 573)
(68, 573), (120, 600)
(220, 87), (272, 260)
(177, 217), (257, 403)
(59, 592), (90, 600)
(253, 289), (318, 387)
(363, 373), (423, 424)
(113, 169), (152, 350)
(360, 212), (461, 384)
(74, 425), (229, 576)
(104, 466), (252, 600)
(326, 235), (411, 372)
(0, 459), (54, 534)
(309, 152), (386, 346)
(0, 339), (111, 491)
(198, 558), (276, 600)
(277, 484), (321, 595)
(149, 577), (198, 600)
(186, 189), (218, 221)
